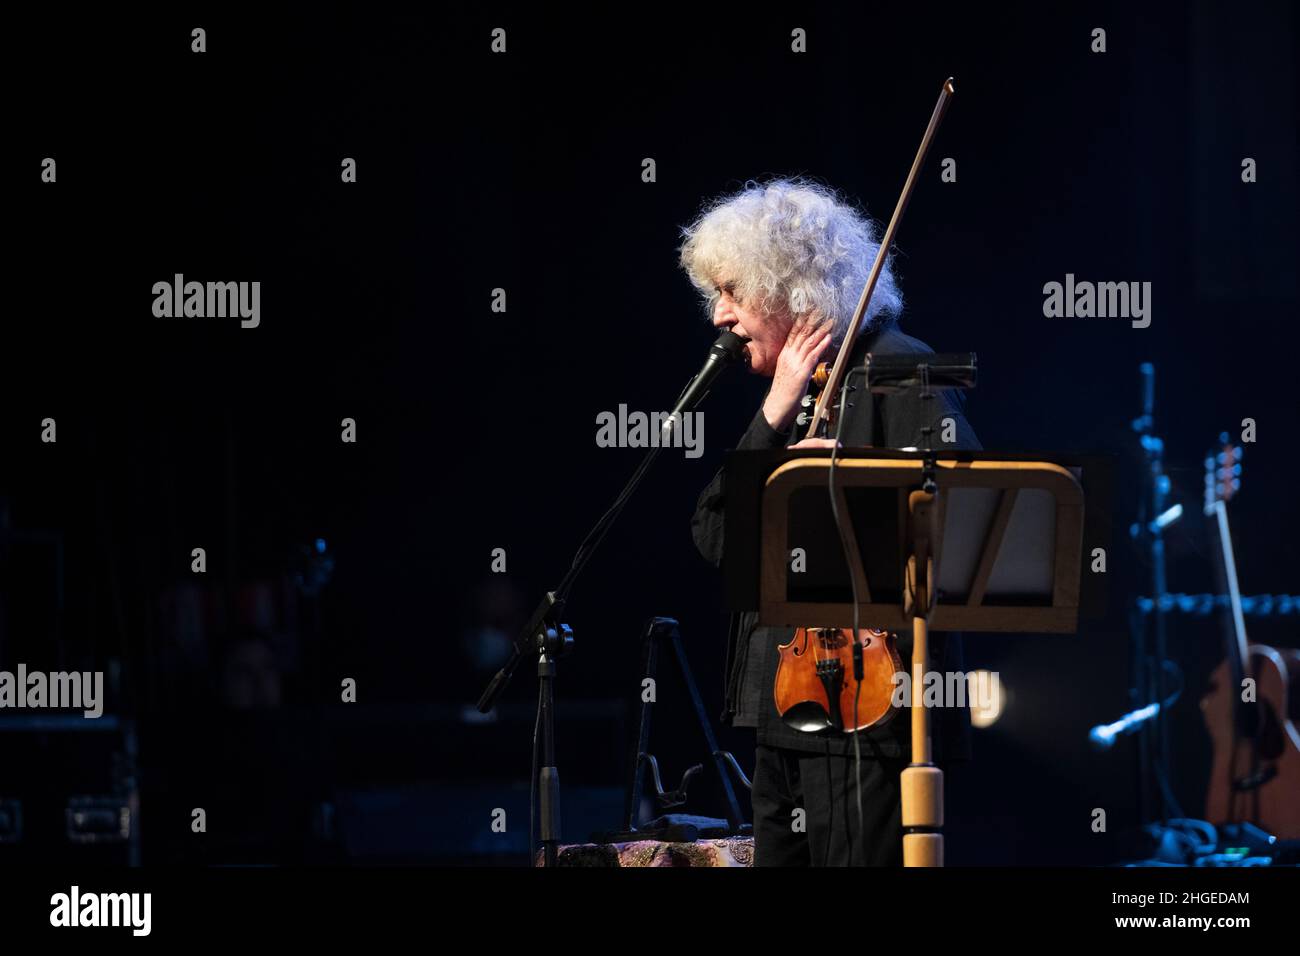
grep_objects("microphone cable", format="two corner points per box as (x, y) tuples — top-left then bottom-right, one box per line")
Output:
(827, 367), (867, 864)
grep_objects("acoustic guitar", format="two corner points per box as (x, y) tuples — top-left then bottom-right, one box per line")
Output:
(1199, 434), (1300, 838)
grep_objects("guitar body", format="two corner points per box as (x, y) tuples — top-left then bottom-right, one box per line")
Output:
(774, 627), (901, 733)
(1201, 643), (1300, 839)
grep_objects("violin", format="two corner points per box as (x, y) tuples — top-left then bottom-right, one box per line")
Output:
(773, 78), (955, 734)
(776, 626), (902, 732)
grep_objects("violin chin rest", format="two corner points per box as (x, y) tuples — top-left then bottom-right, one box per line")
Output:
(780, 702), (834, 734)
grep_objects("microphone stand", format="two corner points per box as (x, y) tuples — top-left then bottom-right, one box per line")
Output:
(475, 331), (747, 867)
(1126, 362), (1184, 824)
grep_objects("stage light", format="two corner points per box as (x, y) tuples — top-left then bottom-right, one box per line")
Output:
(970, 669), (1005, 728)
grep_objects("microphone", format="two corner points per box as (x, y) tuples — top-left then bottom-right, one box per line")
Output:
(661, 330), (749, 436)
(1088, 702), (1161, 750)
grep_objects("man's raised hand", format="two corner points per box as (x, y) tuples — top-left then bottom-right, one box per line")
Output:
(761, 313), (834, 432)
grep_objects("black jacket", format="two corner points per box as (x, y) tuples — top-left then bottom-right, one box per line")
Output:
(691, 325), (981, 759)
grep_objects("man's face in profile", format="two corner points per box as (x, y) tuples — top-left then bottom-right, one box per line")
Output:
(710, 279), (790, 377)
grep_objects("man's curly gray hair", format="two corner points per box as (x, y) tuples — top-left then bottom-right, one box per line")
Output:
(678, 178), (903, 344)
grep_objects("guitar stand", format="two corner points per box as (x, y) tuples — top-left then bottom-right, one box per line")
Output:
(607, 617), (751, 842)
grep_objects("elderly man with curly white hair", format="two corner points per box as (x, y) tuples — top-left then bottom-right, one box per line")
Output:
(683, 178), (981, 867)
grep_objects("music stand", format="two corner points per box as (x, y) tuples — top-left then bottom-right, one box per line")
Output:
(757, 452), (1085, 866)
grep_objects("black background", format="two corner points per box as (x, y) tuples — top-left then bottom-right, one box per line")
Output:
(3, 4), (1298, 865)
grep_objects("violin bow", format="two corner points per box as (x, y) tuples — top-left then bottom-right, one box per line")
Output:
(803, 77), (956, 440)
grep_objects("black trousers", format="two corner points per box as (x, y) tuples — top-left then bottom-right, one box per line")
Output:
(751, 743), (909, 866)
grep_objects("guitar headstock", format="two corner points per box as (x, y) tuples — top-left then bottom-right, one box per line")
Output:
(1204, 431), (1243, 514)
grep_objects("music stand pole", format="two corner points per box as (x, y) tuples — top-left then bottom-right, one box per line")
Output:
(901, 484), (944, 866)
